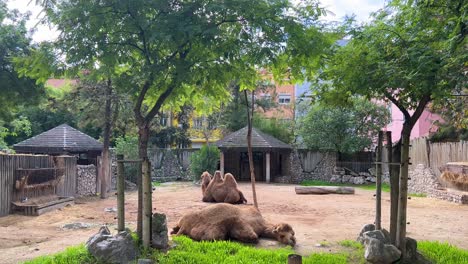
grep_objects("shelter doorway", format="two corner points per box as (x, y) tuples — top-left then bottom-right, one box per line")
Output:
(240, 152), (264, 181)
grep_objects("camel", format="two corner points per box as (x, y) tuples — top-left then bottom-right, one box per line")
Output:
(171, 203), (296, 246)
(202, 171), (247, 204)
(200, 171), (212, 196)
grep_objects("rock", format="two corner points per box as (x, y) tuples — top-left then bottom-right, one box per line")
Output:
(86, 226), (138, 264)
(360, 172), (371, 177)
(330, 175), (342, 183)
(405, 237), (418, 263)
(104, 207), (117, 213)
(350, 171), (359, 177)
(357, 223), (375, 243)
(364, 237), (401, 264)
(342, 175), (352, 183)
(369, 167), (376, 176)
(62, 222), (92, 230)
(137, 259), (153, 264)
(352, 176), (366, 185)
(363, 230), (391, 244)
(366, 176), (376, 183)
(151, 213), (168, 249)
(125, 180), (137, 191)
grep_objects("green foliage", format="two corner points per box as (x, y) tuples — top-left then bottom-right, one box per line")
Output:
(297, 97), (390, 153)
(189, 145), (220, 181)
(339, 240), (363, 250)
(0, 1), (44, 121)
(115, 135), (139, 159)
(418, 241), (468, 264)
(253, 116), (294, 144)
(23, 244), (98, 264)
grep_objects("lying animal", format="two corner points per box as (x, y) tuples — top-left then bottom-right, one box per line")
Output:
(171, 203), (296, 246)
(202, 171), (247, 204)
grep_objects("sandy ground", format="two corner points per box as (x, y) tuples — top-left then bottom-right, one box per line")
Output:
(0, 182), (467, 264)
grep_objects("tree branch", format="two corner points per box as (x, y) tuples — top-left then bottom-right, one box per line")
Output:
(383, 91), (411, 121)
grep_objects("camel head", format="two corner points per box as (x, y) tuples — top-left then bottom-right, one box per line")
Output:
(200, 171), (212, 184)
(213, 170), (223, 182)
(273, 223), (296, 246)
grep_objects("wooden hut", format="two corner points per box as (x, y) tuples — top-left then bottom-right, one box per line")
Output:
(216, 127), (292, 182)
(13, 124), (103, 165)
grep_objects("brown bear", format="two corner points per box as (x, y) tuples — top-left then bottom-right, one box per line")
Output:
(202, 171), (247, 204)
(171, 203), (296, 246)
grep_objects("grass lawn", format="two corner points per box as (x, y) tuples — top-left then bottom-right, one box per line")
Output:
(301, 180), (427, 197)
(23, 236), (468, 264)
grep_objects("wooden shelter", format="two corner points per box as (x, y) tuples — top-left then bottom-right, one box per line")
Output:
(216, 127), (292, 182)
(13, 124), (103, 165)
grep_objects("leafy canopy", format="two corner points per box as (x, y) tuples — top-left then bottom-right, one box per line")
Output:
(297, 97), (390, 154)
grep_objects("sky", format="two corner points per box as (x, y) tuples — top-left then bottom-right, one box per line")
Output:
(7, 0), (387, 43)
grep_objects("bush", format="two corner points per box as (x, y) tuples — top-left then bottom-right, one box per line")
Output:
(189, 144), (220, 181)
(115, 135), (139, 183)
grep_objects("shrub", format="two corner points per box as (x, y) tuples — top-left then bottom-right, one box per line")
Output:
(115, 135), (139, 183)
(189, 144), (220, 181)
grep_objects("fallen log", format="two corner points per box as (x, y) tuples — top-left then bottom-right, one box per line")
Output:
(295, 186), (355, 195)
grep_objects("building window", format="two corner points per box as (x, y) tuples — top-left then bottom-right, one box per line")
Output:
(160, 114), (168, 127)
(193, 118), (203, 129)
(278, 94), (291, 104)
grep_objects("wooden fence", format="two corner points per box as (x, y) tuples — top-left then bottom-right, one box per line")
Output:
(409, 138), (468, 175)
(0, 154), (77, 217)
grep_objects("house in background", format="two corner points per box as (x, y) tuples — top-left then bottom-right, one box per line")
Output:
(383, 103), (443, 142)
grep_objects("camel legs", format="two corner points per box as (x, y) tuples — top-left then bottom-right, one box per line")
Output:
(223, 191), (240, 204)
(229, 219), (259, 244)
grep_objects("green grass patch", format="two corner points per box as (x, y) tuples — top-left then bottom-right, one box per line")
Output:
(23, 244), (98, 264)
(152, 181), (162, 187)
(418, 241), (468, 264)
(301, 180), (390, 192)
(339, 240), (363, 250)
(157, 236), (352, 264)
(409, 193), (427, 198)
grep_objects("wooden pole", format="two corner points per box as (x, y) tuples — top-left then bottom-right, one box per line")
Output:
(142, 158), (152, 248)
(116, 154), (125, 232)
(220, 152), (225, 177)
(375, 131), (383, 230)
(266, 152), (270, 183)
(387, 131), (398, 245)
(396, 131), (411, 256)
(288, 254), (303, 264)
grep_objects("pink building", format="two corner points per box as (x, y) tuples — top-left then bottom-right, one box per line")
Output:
(383, 103), (443, 142)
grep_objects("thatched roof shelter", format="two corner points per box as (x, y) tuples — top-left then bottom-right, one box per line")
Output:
(13, 124), (102, 164)
(216, 127), (292, 183)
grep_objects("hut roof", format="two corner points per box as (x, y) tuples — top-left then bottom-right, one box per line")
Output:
(13, 124), (103, 154)
(216, 126), (292, 151)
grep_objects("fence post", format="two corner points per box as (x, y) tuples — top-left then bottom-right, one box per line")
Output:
(288, 254), (302, 264)
(375, 131), (383, 230)
(116, 154), (125, 232)
(142, 158), (152, 249)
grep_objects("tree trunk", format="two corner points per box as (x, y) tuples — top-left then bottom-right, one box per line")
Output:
(137, 122), (150, 239)
(295, 186), (355, 194)
(100, 79), (113, 199)
(245, 90), (258, 209)
(396, 126), (411, 257)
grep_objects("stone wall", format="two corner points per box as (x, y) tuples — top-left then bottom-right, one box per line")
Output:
(76, 165), (97, 196)
(286, 150), (336, 184)
(408, 164), (468, 204)
(151, 149), (191, 182)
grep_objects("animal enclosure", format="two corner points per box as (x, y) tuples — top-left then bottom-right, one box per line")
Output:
(0, 154), (77, 216)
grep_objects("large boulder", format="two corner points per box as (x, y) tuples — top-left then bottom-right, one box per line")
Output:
(404, 237), (418, 263)
(342, 175), (352, 183)
(330, 175), (342, 183)
(364, 237), (401, 264)
(352, 176), (366, 185)
(86, 226), (138, 264)
(357, 223), (375, 243)
(151, 213), (168, 249)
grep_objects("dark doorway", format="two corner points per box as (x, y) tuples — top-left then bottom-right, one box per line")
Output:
(240, 152), (264, 181)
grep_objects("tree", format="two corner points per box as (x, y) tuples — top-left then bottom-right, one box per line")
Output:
(37, 0), (327, 245)
(0, 1), (43, 136)
(318, 0), (466, 259)
(297, 97), (390, 154)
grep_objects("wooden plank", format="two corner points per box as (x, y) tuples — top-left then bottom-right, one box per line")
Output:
(295, 186), (355, 195)
(35, 201), (75, 216)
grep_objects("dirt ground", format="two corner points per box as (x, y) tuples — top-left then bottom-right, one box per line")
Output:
(0, 182), (467, 264)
